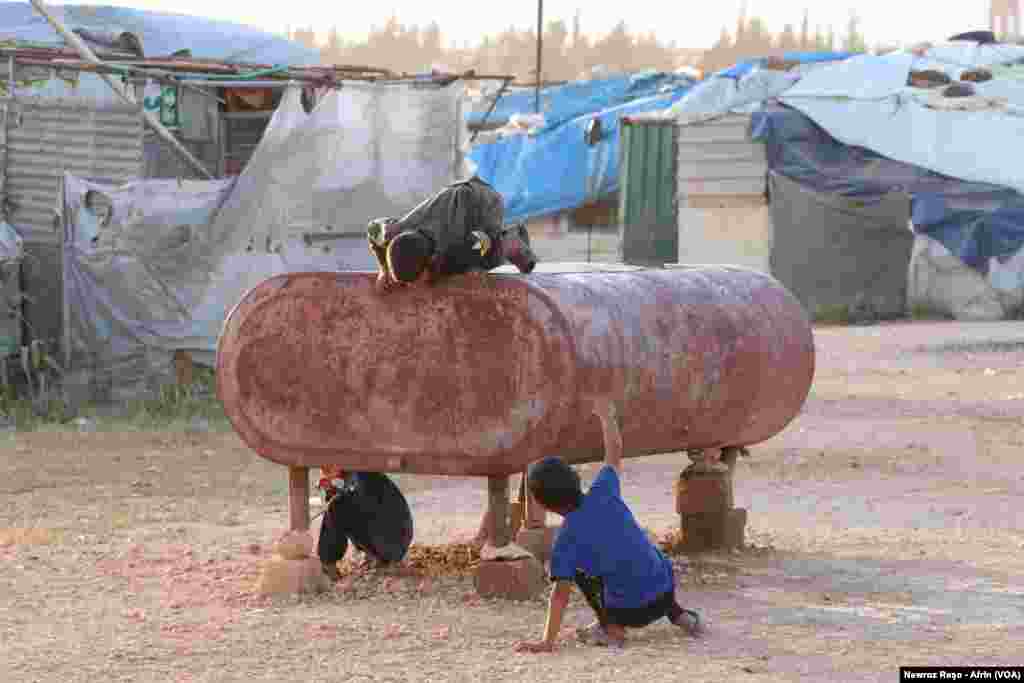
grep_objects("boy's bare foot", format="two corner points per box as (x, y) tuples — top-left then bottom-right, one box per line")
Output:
(671, 608), (704, 637)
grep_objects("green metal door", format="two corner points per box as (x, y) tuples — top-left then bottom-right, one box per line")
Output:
(619, 117), (677, 266)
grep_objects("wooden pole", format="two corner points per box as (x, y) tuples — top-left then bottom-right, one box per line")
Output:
(288, 466), (310, 532)
(486, 475), (511, 547)
(28, 0), (214, 179)
(535, 0), (544, 114)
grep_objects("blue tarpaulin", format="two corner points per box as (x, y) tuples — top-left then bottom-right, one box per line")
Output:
(751, 104), (1024, 273)
(468, 52), (856, 224)
(0, 2), (320, 64)
(465, 71), (695, 131)
(469, 86), (693, 223)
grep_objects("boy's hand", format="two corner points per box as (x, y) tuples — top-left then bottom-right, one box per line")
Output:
(587, 397), (623, 472)
(375, 271), (400, 294)
(514, 640), (555, 654)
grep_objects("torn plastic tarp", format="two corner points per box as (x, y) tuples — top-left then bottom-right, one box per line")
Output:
(779, 45), (1024, 196)
(750, 104), (1024, 280)
(62, 83), (468, 399)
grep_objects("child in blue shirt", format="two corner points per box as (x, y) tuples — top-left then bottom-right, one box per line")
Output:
(515, 401), (702, 652)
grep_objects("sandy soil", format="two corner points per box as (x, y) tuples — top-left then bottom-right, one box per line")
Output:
(2, 320), (1023, 682)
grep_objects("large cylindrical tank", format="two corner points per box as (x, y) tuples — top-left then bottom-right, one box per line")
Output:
(216, 266), (814, 477)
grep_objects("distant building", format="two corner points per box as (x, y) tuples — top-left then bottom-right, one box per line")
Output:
(992, 0), (1022, 39)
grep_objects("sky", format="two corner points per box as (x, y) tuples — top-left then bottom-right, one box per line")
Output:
(49, 1), (995, 50)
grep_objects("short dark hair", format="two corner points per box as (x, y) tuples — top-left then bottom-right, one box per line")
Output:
(528, 457), (583, 511)
(386, 231), (432, 282)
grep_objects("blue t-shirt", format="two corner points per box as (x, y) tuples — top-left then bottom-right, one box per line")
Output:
(549, 465), (674, 609)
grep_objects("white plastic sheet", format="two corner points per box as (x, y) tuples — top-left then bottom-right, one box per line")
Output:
(662, 68), (800, 123)
(780, 46), (1024, 195)
(63, 82), (469, 399)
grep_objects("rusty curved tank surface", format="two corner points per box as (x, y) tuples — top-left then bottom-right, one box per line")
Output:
(216, 266), (815, 477)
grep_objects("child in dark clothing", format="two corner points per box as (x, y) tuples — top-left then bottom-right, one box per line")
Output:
(317, 469), (414, 579)
(367, 175), (536, 294)
(515, 401), (702, 653)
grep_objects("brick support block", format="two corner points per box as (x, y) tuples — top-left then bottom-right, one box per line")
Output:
(515, 526), (558, 565)
(676, 467), (733, 515)
(679, 507), (748, 552)
(474, 557), (547, 601)
(257, 557), (331, 596)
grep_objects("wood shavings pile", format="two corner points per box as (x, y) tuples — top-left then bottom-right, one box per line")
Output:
(331, 542), (483, 579)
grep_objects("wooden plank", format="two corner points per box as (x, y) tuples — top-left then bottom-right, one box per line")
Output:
(288, 466), (310, 532)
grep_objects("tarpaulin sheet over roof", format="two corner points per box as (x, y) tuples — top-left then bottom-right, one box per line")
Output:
(465, 71), (696, 131)
(734, 42), (1024, 289)
(0, 2), (320, 64)
(467, 54), (856, 223)
(778, 46), (1024, 195)
(750, 104), (1024, 276)
(468, 87), (693, 223)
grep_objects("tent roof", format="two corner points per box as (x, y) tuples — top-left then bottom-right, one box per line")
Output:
(0, 2), (321, 65)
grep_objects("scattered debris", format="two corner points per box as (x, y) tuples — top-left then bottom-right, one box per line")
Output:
(908, 69), (952, 88)
(943, 82), (976, 98)
(960, 68), (993, 83)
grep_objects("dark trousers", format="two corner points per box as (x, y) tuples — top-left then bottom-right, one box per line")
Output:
(317, 475), (413, 565)
(574, 572), (684, 628)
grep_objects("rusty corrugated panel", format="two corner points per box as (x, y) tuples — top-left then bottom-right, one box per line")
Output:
(217, 267), (815, 477)
(2, 96), (143, 242)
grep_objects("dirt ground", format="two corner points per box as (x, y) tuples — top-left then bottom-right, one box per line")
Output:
(2, 320), (1023, 682)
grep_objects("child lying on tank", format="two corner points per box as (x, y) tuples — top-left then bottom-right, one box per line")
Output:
(367, 175), (535, 294)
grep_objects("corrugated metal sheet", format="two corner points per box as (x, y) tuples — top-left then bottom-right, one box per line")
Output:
(677, 114), (767, 201)
(2, 97), (144, 242)
(618, 118), (678, 266)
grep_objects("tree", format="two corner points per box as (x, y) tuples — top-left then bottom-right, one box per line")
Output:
(745, 17), (772, 54)
(843, 12), (866, 53)
(292, 26), (317, 50)
(323, 26), (344, 64)
(736, 0), (748, 47)
(777, 23), (799, 51)
(543, 19), (571, 81)
(495, 26), (524, 79)
(423, 21), (443, 65)
(713, 27), (732, 50)
(813, 25), (828, 51)
(592, 20), (633, 74)
(568, 10), (590, 78)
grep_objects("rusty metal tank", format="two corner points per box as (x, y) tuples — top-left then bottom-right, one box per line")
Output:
(216, 266), (815, 477)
